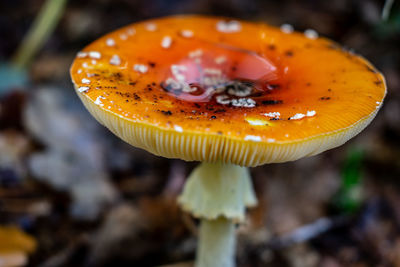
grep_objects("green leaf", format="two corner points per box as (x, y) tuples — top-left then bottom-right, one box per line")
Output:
(332, 147), (365, 214)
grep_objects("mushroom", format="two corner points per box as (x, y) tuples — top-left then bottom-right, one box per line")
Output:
(70, 16), (386, 267)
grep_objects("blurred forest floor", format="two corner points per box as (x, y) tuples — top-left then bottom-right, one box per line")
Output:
(0, 0), (400, 266)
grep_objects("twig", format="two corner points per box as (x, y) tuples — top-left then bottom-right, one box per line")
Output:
(12, 0), (68, 69)
(382, 0), (395, 21)
(268, 216), (349, 249)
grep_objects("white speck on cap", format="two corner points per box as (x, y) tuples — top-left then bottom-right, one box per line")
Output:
(165, 77), (181, 89)
(304, 29), (319, 39)
(216, 20), (241, 33)
(284, 66), (289, 74)
(119, 34), (128, 40)
(174, 125), (183, 132)
(82, 78), (91, 84)
(175, 73), (186, 81)
(189, 49), (203, 58)
(106, 38), (115, 46)
(109, 55), (121, 66)
(77, 51), (88, 58)
(165, 77), (194, 92)
(280, 24), (294, 34)
(376, 101), (380, 104)
(264, 112), (281, 118)
(231, 98), (256, 108)
(89, 51), (101, 59)
(82, 62), (89, 68)
(245, 118), (267, 126)
(91, 60), (97, 65)
(180, 30), (194, 38)
(290, 113), (306, 120)
(133, 64), (148, 74)
(77, 69), (82, 74)
(126, 28), (136, 35)
(161, 36), (173, 49)
(94, 96), (106, 106)
(306, 110), (316, 117)
(216, 94), (231, 105)
(78, 86), (89, 93)
(146, 23), (157, 31)
(171, 64), (187, 73)
(215, 56), (227, 64)
(171, 64), (187, 82)
(204, 68), (222, 75)
(244, 135), (261, 142)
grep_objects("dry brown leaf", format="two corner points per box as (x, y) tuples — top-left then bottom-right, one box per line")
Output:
(0, 226), (36, 267)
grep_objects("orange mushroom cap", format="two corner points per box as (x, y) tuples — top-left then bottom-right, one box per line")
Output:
(70, 15), (386, 167)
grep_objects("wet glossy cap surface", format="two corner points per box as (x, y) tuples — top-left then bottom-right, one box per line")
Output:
(70, 15), (386, 166)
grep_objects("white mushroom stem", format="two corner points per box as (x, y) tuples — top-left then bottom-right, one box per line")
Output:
(178, 162), (257, 267)
(197, 217), (236, 267)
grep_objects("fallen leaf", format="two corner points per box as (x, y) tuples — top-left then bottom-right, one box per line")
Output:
(0, 226), (36, 267)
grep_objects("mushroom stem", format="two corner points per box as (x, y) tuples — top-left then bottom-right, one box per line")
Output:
(178, 162), (257, 267)
(178, 162), (257, 221)
(197, 217), (236, 267)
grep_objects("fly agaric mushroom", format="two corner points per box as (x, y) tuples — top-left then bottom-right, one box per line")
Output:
(70, 15), (386, 267)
